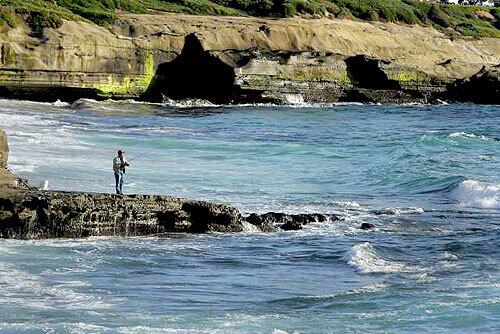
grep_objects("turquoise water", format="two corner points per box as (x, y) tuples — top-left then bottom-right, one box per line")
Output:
(0, 99), (499, 333)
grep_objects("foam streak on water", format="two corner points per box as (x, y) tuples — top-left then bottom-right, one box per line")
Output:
(0, 99), (499, 333)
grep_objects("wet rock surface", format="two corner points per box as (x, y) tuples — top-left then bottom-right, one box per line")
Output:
(360, 222), (375, 230)
(0, 190), (347, 238)
(0, 128), (349, 239)
(246, 212), (344, 231)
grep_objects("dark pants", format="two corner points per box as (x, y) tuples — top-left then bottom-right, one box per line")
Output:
(114, 170), (124, 194)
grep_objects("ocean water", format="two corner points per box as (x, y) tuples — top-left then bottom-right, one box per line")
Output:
(0, 99), (498, 333)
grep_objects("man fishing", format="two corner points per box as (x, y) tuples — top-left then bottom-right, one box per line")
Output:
(113, 150), (129, 194)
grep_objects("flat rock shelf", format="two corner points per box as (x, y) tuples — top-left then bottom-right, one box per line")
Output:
(0, 190), (347, 238)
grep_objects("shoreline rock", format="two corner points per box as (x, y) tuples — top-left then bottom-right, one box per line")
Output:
(0, 189), (350, 238)
(1, 120), (383, 239)
(1, 127), (350, 238)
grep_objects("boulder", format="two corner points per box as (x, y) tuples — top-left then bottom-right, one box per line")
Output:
(475, 11), (495, 22)
(360, 222), (375, 230)
(0, 128), (16, 189)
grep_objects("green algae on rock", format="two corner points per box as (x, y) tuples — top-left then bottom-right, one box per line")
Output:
(0, 12), (498, 103)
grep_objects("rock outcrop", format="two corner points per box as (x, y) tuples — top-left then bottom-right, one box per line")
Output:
(0, 12), (499, 103)
(0, 189), (348, 238)
(0, 191), (240, 238)
(246, 212), (344, 231)
(446, 65), (500, 104)
(0, 128), (15, 189)
(0, 128), (357, 239)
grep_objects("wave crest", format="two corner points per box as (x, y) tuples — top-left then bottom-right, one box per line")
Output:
(346, 242), (419, 274)
(450, 180), (500, 209)
(449, 132), (492, 141)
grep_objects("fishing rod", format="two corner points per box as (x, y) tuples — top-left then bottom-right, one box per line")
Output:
(127, 149), (156, 162)
(5, 167), (32, 189)
(5, 166), (49, 197)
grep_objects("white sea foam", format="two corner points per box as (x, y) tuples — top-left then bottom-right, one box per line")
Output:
(449, 132), (491, 141)
(373, 207), (424, 215)
(53, 99), (70, 107)
(65, 96), (366, 111)
(241, 220), (261, 233)
(335, 201), (361, 209)
(451, 179), (500, 209)
(304, 219), (364, 237)
(346, 242), (420, 274)
(273, 330), (300, 334)
(340, 283), (388, 296)
(0, 263), (113, 310)
(281, 94), (305, 105)
(117, 326), (208, 334)
(162, 98), (220, 108)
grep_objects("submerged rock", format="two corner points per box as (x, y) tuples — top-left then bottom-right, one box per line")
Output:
(245, 212), (343, 231)
(360, 222), (375, 230)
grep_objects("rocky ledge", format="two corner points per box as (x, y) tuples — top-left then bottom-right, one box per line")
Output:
(0, 128), (347, 239)
(0, 190), (346, 238)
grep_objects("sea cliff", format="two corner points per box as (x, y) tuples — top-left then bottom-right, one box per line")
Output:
(0, 12), (499, 104)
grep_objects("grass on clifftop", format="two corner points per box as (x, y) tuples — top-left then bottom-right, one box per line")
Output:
(0, 0), (499, 37)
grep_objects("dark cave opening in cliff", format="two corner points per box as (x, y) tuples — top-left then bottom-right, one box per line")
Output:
(143, 34), (236, 103)
(345, 55), (400, 90)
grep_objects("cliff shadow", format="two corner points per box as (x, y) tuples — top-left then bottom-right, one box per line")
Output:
(345, 55), (400, 90)
(142, 34), (236, 103)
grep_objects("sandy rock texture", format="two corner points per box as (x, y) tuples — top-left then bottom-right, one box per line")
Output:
(0, 128), (15, 189)
(0, 12), (498, 103)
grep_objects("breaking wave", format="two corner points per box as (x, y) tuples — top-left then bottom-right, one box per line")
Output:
(450, 180), (500, 209)
(0, 262), (113, 310)
(346, 242), (420, 274)
(449, 132), (493, 141)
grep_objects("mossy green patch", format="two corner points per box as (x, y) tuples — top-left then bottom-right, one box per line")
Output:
(388, 70), (447, 86)
(140, 51), (155, 89)
(0, 6), (16, 28)
(278, 68), (352, 85)
(83, 50), (156, 98)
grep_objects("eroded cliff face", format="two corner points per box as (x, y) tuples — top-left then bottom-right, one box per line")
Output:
(0, 128), (15, 189)
(0, 12), (499, 103)
(0, 128), (7, 168)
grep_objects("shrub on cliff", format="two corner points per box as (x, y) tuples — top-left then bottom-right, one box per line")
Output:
(333, 0), (419, 24)
(0, 6), (16, 28)
(57, 0), (117, 25)
(212, 0), (273, 16)
(429, 4), (450, 27)
(0, 0), (498, 37)
(14, 9), (63, 37)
